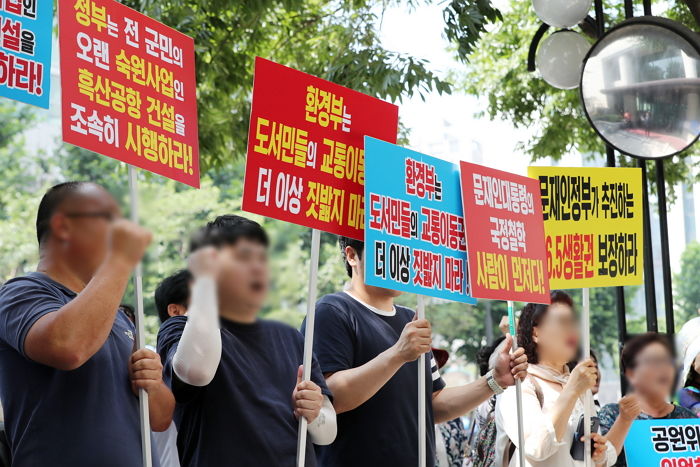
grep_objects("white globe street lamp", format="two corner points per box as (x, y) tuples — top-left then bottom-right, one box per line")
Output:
(535, 30), (591, 89)
(533, 0), (593, 28)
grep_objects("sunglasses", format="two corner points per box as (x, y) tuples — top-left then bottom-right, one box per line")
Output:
(63, 211), (116, 222)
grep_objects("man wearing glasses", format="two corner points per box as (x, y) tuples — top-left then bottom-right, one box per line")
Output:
(0, 182), (174, 466)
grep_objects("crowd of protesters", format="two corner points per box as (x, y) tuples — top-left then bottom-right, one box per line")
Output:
(0, 181), (697, 467)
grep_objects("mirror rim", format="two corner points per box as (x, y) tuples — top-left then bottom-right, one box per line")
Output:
(579, 16), (700, 160)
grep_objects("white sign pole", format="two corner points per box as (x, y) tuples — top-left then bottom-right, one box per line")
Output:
(582, 288), (593, 467)
(128, 165), (153, 467)
(417, 295), (427, 467)
(296, 228), (322, 467)
(507, 300), (526, 467)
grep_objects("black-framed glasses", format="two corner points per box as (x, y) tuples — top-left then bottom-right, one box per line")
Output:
(63, 211), (115, 222)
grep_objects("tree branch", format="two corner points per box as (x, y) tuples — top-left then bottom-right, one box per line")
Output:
(682, 0), (700, 31)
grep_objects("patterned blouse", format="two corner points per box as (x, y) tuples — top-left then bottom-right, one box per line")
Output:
(598, 402), (698, 467)
(436, 418), (469, 467)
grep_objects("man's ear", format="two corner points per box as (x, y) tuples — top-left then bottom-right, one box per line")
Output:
(50, 213), (70, 242)
(345, 246), (359, 269)
(167, 303), (187, 317)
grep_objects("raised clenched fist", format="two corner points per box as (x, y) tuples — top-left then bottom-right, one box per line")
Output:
(108, 219), (152, 267)
(188, 246), (222, 279)
(619, 394), (642, 422)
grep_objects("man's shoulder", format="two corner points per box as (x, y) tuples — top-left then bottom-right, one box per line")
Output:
(0, 273), (72, 313)
(159, 315), (187, 332)
(317, 291), (352, 309)
(157, 316), (188, 349)
(316, 292), (359, 322)
(0, 273), (61, 297)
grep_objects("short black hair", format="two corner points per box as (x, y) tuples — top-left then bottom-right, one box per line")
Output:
(119, 304), (136, 324)
(621, 332), (675, 373)
(517, 290), (575, 365)
(190, 215), (269, 252)
(155, 269), (193, 323)
(567, 349), (598, 372)
(36, 181), (92, 245)
(477, 336), (506, 376)
(339, 236), (364, 277)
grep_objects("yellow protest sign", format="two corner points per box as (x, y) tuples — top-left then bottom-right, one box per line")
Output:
(527, 167), (643, 289)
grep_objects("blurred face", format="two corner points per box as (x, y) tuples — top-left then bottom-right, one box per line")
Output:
(217, 238), (269, 312)
(532, 302), (579, 364)
(347, 246), (402, 298)
(50, 184), (120, 276)
(626, 342), (675, 398)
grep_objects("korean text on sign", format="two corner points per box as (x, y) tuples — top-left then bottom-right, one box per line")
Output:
(527, 167), (643, 289)
(460, 161), (550, 304)
(242, 57), (399, 239)
(364, 137), (476, 304)
(0, 0), (52, 108)
(624, 420), (700, 467)
(59, 0), (200, 187)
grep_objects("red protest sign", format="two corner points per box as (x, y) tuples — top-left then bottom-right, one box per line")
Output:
(59, 0), (200, 188)
(460, 162), (550, 304)
(243, 57), (399, 240)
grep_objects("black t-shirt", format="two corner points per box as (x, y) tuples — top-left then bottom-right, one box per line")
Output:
(157, 316), (332, 467)
(0, 272), (156, 467)
(304, 292), (446, 467)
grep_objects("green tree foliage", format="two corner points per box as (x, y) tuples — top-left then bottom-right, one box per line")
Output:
(0, 0), (499, 343)
(120, 0), (503, 171)
(675, 242), (700, 324)
(459, 0), (700, 201)
(0, 101), (40, 280)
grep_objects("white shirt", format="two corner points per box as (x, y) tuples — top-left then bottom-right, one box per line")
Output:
(152, 422), (180, 467)
(494, 373), (617, 467)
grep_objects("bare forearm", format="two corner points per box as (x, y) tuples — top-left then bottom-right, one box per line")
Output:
(432, 377), (492, 424)
(550, 389), (579, 441)
(326, 346), (405, 414)
(25, 256), (133, 370)
(605, 418), (633, 455)
(146, 382), (175, 432)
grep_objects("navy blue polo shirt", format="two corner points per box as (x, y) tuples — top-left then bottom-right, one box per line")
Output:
(157, 316), (332, 467)
(0, 272), (154, 467)
(303, 291), (446, 467)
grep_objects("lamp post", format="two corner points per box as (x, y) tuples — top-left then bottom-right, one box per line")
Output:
(530, 0), (700, 350)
